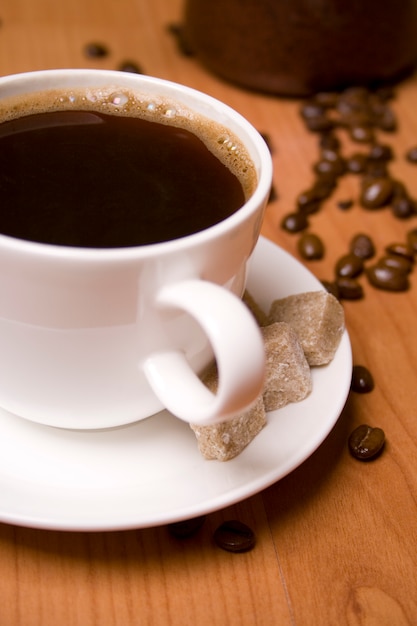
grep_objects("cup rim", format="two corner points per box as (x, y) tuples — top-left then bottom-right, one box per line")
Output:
(0, 69), (273, 261)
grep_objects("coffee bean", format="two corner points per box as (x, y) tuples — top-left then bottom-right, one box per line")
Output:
(349, 125), (375, 143)
(348, 424), (385, 461)
(213, 520), (255, 552)
(336, 277), (364, 300)
(341, 86), (370, 104)
(84, 42), (109, 58)
(319, 132), (340, 150)
(366, 159), (389, 178)
(117, 60), (143, 74)
(268, 184), (278, 203)
(320, 148), (341, 162)
(321, 279), (340, 299)
(312, 176), (337, 200)
(391, 179), (408, 198)
(305, 115), (335, 133)
(378, 254), (413, 274)
(346, 153), (368, 174)
(360, 177), (394, 209)
(391, 195), (417, 219)
(300, 101), (326, 120)
(313, 157), (345, 177)
(168, 515), (206, 538)
(405, 146), (417, 163)
(337, 199), (353, 210)
(298, 199), (321, 215)
(300, 100), (326, 119)
(374, 86), (396, 102)
(349, 233), (375, 260)
(385, 242), (414, 262)
(335, 253), (364, 278)
(373, 105), (397, 132)
(281, 212), (309, 233)
(341, 111), (373, 130)
(314, 92), (339, 108)
(407, 228), (417, 254)
(297, 188), (321, 210)
(366, 263), (410, 291)
(351, 365), (374, 393)
(368, 143), (394, 161)
(297, 232), (325, 260)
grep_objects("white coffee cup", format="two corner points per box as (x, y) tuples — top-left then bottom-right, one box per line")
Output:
(0, 69), (273, 430)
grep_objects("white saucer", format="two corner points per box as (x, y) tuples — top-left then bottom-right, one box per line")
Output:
(0, 237), (352, 531)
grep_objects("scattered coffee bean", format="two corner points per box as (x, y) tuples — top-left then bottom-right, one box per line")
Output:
(297, 188), (322, 210)
(315, 92), (339, 108)
(346, 153), (368, 174)
(368, 143), (394, 162)
(391, 179), (408, 198)
(213, 520), (255, 553)
(300, 101), (326, 120)
(360, 177), (394, 209)
(366, 263), (410, 291)
(349, 233), (375, 260)
(117, 60), (143, 74)
(374, 86), (396, 101)
(336, 277), (364, 300)
(348, 424), (385, 461)
(84, 42), (109, 58)
(405, 146), (417, 163)
(312, 176), (337, 199)
(335, 253), (364, 278)
(281, 212), (309, 233)
(349, 125), (375, 143)
(373, 105), (397, 132)
(297, 232), (325, 260)
(268, 184), (278, 203)
(337, 199), (353, 210)
(313, 156), (345, 177)
(351, 365), (374, 393)
(320, 148), (341, 163)
(298, 199), (321, 215)
(305, 115), (335, 133)
(365, 159), (389, 178)
(319, 131), (340, 150)
(407, 228), (417, 254)
(391, 195), (417, 219)
(378, 254), (413, 274)
(385, 242), (414, 262)
(321, 279), (340, 299)
(168, 515), (206, 538)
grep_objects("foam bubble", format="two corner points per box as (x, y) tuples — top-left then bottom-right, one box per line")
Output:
(109, 92), (129, 107)
(163, 107), (177, 118)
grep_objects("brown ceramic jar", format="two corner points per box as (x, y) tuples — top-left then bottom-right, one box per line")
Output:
(183, 0), (417, 96)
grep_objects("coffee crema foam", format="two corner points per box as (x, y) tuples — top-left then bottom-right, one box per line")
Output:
(0, 87), (257, 199)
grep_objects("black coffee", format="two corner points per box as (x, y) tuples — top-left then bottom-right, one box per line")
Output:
(0, 93), (253, 248)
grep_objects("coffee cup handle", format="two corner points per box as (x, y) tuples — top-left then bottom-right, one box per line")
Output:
(143, 280), (265, 425)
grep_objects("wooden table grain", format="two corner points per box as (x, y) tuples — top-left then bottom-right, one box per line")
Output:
(0, 1), (416, 624)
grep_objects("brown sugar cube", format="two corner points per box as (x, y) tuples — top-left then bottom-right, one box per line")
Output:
(190, 365), (266, 461)
(243, 290), (269, 326)
(268, 291), (345, 366)
(261, 322), (312, 411)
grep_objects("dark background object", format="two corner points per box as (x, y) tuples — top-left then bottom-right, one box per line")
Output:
(183, 0), (417, 96)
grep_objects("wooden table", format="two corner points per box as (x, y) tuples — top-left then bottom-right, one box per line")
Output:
(1, 1), (416, 624)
